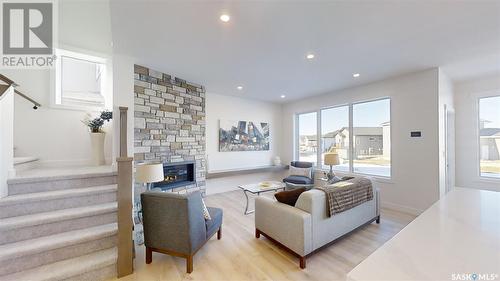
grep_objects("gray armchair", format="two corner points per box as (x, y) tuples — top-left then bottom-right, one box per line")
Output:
(141, 191), (223, 273)
(283, 161), (315, 190)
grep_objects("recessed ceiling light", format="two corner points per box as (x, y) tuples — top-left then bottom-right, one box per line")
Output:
(306, 54), (315, 60)
(237, 86), (243, 90)
(353, 73), (360, 78)
(220, 14), (230, 22)
(280, 95), (286, 98)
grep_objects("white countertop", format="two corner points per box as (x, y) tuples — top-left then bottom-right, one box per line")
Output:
(347, 187), (500, 281)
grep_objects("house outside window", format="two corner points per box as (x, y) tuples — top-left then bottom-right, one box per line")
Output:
(320, 106), (349, 171)
(53, 49), (109, 110)
(479, 95), (500, 178)
(295, 97), (391, 178)
(297, 112), (318, 165)
(352, 98), (391, 177)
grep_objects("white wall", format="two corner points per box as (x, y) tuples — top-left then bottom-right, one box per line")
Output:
(0, 87), (14, 197)
(455, 74), (500, 191)
(282, 69), (441, 214)
(112, 54), (135, 161)
(4, 69), (113, 166)
(4, 0), (114, 167)
(438, 69), (455, 197)
(206, 93), (283, 172)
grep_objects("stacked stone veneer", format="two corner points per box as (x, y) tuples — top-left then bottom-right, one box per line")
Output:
(133, 64), (206, 201)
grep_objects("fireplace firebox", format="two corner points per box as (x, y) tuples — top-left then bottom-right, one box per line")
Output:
(152, 161), (196, 191)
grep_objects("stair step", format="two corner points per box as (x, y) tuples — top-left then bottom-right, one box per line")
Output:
(1, 247), (117, 281)
(0, 223), (117, 276)
(0, 203), (117, 244)
(7, 170), (117, 195)
(0, 185), (117, 218)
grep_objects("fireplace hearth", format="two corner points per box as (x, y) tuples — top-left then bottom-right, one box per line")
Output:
(152, 161), (196, 191)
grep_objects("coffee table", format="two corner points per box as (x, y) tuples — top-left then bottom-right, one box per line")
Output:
(238, 181), (285, 215)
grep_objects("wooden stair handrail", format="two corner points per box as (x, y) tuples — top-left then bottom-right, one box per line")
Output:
(0, 74), (17, 86)
(15, 89), (41, 109)
(0, 85), (10, 100)
(0, 73), (41, 109)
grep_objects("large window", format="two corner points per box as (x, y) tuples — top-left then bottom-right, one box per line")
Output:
(321, 106), (349, 171)
(479, 95), (500, 178)
(295, 98), (391, 177)
(353, 99), (391, 177)
(297, 112), (317, 165)
(54, 49), (108, 110)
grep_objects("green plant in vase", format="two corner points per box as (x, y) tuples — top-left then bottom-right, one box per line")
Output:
(82, 110), (112, 133)
(82, 110), (113, 165)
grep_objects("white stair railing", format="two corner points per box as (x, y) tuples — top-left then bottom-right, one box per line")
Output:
(0, 85), (15, 198)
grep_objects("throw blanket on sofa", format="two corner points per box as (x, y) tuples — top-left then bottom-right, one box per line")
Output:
(315, 177), (373, 217)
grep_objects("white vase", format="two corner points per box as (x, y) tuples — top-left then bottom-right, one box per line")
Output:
(273, 156), (281, 166)
(90, 132), (105, 166)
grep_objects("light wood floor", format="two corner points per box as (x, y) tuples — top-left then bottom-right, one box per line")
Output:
(115, 190), (416, 281)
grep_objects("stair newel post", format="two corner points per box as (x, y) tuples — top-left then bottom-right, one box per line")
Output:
(117, 106), (133, 277)
(119, 107), (128, 157)
(117, 157), (133, 277)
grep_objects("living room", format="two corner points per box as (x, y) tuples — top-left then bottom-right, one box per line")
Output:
(0, 1), (499, 281)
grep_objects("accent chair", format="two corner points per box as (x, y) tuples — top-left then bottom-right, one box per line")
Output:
(283, 161), (315, 190)
(141, 191), (222, 273)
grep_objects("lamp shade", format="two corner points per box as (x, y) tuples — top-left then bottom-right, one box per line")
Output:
(324, 153), (340, 166)
(136, 163), (164, 183)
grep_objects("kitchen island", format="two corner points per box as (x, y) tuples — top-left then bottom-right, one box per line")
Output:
(347, 187), (500, 281)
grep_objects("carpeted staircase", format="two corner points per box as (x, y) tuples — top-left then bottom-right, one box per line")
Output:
(0, 171), (118, 281)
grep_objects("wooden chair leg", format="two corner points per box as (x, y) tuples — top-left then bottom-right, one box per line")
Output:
(255, 228), (260, 239)
(217, 226), (222, 240)
(299, 256), (306, 269)
(145, 247), (152, 264)
(186, 255), (193, 273)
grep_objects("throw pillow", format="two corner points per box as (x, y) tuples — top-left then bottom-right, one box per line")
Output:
(201, 198), (211, 220)
(274, 187), (307, 206)
(289, 166), (311, 177)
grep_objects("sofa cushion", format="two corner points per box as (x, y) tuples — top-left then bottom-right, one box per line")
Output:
(289, 166), (312, 177)
(274, 187), (307, 206)
(205, 207), (223, 238)
(283, 175), (313, 185)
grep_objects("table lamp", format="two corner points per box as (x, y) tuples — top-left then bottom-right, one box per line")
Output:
(324, 153), (340, 183)
(136, 162), (164, 191)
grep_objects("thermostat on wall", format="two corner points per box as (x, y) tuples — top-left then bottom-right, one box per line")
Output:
(410, 131), (422, 137)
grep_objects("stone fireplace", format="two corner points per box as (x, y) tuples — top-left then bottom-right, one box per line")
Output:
(133, 64), (206, 202)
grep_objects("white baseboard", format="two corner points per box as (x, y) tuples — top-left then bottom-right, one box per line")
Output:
(37, 157), (113, 168)
(208, 164), (286, 174)
(381, 201), (424, 216)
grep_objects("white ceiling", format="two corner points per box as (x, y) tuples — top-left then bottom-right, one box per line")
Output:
(110, 0), (500, 103)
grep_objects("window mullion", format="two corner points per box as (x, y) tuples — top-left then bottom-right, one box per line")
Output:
(293, 114), (296, 161)
(317, 110), (322, 169)
(349, 104), (354, 173)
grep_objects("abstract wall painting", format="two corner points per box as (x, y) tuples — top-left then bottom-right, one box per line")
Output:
(219, 120), (270, 152)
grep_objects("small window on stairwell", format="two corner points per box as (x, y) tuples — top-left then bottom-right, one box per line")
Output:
(53, 49), (110, 110)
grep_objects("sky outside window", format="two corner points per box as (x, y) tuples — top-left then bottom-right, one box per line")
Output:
(480, 96), (500, 128)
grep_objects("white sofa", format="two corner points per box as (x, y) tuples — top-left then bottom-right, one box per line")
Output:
(255, 188), (380, 268)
